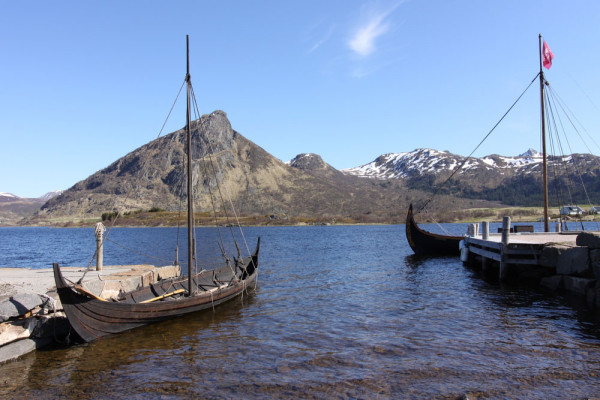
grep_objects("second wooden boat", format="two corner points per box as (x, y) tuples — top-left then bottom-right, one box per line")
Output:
(405, 203), (462, 256)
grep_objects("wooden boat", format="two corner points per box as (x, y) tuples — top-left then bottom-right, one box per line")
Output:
(52, 244), (259, 342)
(406, 36), (562, 256)
(53, 36), (260, 342)
(405, 203), (462, 256)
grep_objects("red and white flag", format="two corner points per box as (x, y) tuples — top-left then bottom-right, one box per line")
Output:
(543, 40), (554, 69)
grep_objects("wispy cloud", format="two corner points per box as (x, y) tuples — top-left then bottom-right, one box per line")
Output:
(307, 25), (335, 54)
(348, 2), (402, 57)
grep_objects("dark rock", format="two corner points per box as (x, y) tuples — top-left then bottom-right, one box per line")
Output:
(539, 244), (569, 268)
(562, 276), (595, 296)
(0, 337), (53, 364)
(590, 249), (600, 279)
(540, 275), (563, 291)
(556, 246), (590, 276)
(576, 231), (600, 248)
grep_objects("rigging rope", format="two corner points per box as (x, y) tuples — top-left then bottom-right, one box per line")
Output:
(548, 85), (600, 231)
(77, 79), (189, 283)
(545, 83), (598, 231)
(189, 86), (253, 259)
(417, 73), (540, 214)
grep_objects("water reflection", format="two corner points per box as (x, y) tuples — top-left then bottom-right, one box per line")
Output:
(1, 225), (600, 398)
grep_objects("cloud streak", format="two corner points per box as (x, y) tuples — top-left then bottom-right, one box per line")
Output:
(348, 2), (402, 57)
(307, 25), (335, 54)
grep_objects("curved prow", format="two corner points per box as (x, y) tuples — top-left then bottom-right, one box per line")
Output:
(405, 203), (462, 256)
(242, 236), (260, 279)
(405, 203), (418, 254)
(244, 237), (260, 278)
(53, 262), (68, 290)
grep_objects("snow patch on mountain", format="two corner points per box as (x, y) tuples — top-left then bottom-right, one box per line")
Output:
(39, 190), (63, 201)
(342, 148), (546, 179)
(0, 191), (63, 201)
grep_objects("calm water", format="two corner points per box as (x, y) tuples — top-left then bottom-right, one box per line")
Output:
(1, 225), (600, 399)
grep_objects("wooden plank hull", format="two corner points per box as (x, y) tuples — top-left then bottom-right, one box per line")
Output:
(405, 204), (462, 256)
(54, 238), (260, 342)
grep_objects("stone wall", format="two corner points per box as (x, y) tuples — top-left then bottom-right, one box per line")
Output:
(539, 232), (600, 309)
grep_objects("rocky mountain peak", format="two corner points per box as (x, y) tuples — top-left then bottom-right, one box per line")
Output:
(520, 148), (542, 158)
(289, 153), (328, 171)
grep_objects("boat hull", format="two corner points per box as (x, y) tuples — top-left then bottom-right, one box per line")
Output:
(54, 238), (260, 342)
(405, 204), (462, 256)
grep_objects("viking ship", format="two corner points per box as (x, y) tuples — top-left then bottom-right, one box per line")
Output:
(53, 36), (260, 342)
(406, 35), (590, 256)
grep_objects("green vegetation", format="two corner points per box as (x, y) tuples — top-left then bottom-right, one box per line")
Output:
(101, 211), (120, 221)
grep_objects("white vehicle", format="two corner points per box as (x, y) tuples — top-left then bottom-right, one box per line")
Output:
(589, 206), (600, 215)
(559, 205), (585, 216)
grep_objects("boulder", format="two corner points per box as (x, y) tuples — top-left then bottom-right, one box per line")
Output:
(0, 336), (53, 365)
(576, 231), (600, 248)
(539, 244), (570, 268)
(0, 318), (38, 346)
(157, 265), (181, 280)
(556, 246), (590, 276)
(562, 276), (595, 296)
(540, 275), (563, 291)
(590, 249), (600, 279)
(0, 294), (44, 322)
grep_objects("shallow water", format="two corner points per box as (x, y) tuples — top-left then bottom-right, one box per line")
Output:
(1, 225), (600, 399)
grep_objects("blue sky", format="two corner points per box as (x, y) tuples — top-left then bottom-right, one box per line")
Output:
(2, 1), (600, 198)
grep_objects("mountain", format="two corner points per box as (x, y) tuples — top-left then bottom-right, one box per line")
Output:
(39, 190), (64, 201)
(343, 148), (600, 207)
(9, 111), (600, 226)
(0, 191), (62, 225)
(29, 111), (429, 225)
(342, 148), (545, 180)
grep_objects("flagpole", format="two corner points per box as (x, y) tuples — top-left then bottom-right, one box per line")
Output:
(539, 34), (549, 233)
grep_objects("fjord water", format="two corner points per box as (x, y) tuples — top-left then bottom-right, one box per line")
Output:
(1, 225), (600, 399)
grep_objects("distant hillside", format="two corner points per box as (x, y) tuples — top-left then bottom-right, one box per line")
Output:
(343, 148), (600, 208)
(8, 112), (600, 226)
(29, 111), (443, 225)
(0, 191), (62, 225)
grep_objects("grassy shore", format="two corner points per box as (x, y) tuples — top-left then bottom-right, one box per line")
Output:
(10, 206), (600, 228)
(423, 206), (600, 224)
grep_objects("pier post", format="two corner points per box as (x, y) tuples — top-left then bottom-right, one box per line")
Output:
(95, 222), (106, 271)
(468, 223), (479, 237)
(482, 221), (489, 240)
(481, 221), (490, 273)
(499, 216), (511, 281)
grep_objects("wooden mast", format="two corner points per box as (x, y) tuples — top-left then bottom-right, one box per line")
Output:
(539, 34), (549, 232)
(186, 35), (195, 295)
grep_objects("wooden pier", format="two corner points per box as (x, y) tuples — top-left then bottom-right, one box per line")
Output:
(462, 217), (600, 309)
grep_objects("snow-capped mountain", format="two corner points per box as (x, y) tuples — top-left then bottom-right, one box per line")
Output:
(39, 190), (63, 201)
(342, 149), (464, 179)
(0, 192), (18, 200)
(340, 147), (600, 207)
(0, 191), (64, 225)
(341, 148), (581, 180)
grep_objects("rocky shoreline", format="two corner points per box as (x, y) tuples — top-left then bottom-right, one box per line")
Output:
(0, 264), (180, 364)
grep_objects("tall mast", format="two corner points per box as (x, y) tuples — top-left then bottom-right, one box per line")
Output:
(539, 34), (549, 232)
(186, 35), (195, 295)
